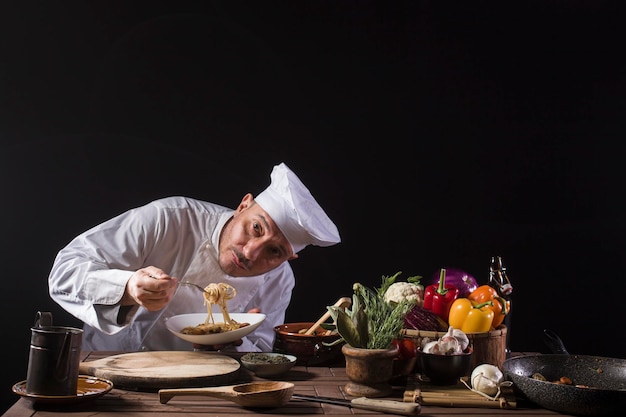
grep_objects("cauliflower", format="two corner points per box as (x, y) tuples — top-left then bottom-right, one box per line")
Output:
(383, 281), (424, 306)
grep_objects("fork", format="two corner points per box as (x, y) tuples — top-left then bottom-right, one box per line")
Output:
(180, 281), (209, 293)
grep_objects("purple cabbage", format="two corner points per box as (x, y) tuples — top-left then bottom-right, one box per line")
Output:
(428, 268), (478, 298)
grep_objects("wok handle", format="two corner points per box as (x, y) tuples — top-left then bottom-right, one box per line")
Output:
(543, 329), (569, 354)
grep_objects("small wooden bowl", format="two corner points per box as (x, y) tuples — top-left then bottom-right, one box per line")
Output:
(273, 322), (344, 366)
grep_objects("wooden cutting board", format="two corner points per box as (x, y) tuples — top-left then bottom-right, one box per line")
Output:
(79, 351), (241, 391)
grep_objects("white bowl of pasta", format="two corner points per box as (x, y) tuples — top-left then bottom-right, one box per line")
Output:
(166, 313), (266, 346)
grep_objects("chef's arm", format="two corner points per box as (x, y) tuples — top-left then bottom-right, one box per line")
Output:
(50, 259), (179, 333)
(49, 261), (138, 334)
(48, 205), (165, 334)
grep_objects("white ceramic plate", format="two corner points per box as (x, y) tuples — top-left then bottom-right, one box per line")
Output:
(166, 313), (266, 345)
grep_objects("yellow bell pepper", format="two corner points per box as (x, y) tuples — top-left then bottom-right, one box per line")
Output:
(448, 298), (494, 333)
(467, 285), (509, 328)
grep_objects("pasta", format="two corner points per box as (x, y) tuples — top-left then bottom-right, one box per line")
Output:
(180, 283), (250, 335)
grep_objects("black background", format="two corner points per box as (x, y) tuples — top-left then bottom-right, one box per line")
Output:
(2, 1), (625, 413)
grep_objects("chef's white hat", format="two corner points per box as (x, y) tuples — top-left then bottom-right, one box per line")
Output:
(255, 162), (341, 254)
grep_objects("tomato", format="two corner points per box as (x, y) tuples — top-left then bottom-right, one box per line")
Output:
(392, 338), (417, 359)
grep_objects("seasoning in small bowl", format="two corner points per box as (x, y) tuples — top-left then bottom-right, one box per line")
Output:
(240, 352), (297, 377)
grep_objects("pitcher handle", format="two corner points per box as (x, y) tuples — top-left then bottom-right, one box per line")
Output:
(34, 311), (53, 328)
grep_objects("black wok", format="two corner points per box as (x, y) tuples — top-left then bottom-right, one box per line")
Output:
(502, 330), (626, 416)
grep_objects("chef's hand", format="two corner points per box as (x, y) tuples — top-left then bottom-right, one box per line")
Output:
(193, 307), (261, 351)
(121, 266), (179, 311)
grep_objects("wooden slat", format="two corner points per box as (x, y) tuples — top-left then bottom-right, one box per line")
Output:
(403, 375), (516, 409)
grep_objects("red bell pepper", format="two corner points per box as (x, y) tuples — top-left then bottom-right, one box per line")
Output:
(423, 268), (460, 323)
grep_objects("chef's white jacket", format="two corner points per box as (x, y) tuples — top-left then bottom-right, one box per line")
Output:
(48, 196), (295, 352)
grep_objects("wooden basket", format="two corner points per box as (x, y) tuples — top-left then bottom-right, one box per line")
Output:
(402, 325), (507, 370)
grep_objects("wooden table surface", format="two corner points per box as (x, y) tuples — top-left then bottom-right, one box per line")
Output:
(3, 351), (572, 417)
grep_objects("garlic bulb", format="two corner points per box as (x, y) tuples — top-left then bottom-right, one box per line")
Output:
(421, 326), (468, 355)
(470, 364), (504, 396)
(451, 328), (469, 351)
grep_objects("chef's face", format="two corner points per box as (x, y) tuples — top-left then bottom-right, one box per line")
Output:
(218, 193), (298, 277)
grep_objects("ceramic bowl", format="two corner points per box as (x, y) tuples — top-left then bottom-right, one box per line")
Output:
(273, 322), (344, 366)
(240, 353), (297, 377)
(166, 313), (265, 345)
(417, 347), (473, 385)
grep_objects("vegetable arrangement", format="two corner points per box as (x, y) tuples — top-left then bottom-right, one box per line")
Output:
(376, 266), (510, 348)
(377, 262), (514, 398)
(399, 267), (510, 334)
(323, 266), (512, 392)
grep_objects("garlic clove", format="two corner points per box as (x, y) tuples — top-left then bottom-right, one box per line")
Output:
(421, 341), (438, 354)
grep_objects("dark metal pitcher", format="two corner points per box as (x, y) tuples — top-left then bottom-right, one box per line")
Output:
(26, 311), (83, 396)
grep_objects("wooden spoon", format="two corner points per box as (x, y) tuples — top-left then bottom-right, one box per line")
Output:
(158, 381), (295, 408)
(304, 296), (352, 335)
